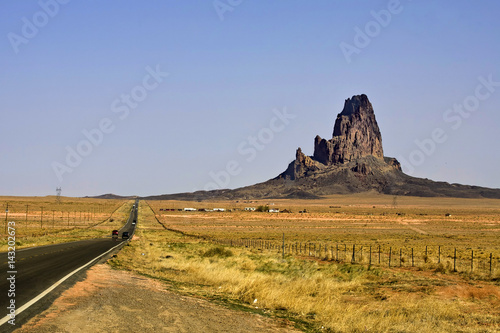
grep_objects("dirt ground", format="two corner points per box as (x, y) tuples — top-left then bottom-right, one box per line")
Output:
(14, 264), (302, 333)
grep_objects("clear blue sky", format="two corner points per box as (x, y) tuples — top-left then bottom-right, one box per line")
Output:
(1, 0), (499, 197)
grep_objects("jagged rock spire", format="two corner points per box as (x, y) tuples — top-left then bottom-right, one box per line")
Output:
(314, 94), (384, 165)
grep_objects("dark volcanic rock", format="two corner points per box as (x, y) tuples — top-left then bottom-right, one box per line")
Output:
(384, 157), (402, 171)
(145, 94), (500, 201)
(351, 161), (372, 175)
(280, 148), (322, 180)
(279, 94), (395, 180)
(313, 94), (384, 165)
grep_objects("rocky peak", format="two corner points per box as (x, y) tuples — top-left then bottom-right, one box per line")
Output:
(280, 147), (321, 180)
(314, 94), (384, 165)
(278, 94), (398, 182)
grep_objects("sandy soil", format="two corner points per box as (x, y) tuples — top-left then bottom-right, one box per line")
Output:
(14, 264), (301, 333)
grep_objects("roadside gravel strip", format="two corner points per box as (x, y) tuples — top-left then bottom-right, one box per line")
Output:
(14, 264), (302, 333)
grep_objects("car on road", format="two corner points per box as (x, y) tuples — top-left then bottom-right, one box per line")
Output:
(112, 230), (119, 240)
(122, 231), (130, 240)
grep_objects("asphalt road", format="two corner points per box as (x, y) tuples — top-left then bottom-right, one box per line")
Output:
(0, 200), (138, 332)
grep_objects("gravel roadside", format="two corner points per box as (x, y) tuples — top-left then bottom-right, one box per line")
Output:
(14, 264), (302, 333)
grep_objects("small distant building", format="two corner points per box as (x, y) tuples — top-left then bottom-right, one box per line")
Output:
(213, 208), (226, 212)
(268, 209), (280, 213)
(245, 207), (256, 211)
(183, 208), (197, 211)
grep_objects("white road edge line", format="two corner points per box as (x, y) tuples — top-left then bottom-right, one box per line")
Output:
(0, 241), (126, 327)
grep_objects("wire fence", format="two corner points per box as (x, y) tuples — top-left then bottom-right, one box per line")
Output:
(213, 237), (500, 277)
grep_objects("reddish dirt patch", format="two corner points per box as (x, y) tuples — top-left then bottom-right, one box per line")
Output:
(14, 264), (301, 333)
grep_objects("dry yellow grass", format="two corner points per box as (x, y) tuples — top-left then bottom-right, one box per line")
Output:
(145, 194), (500, 274)
(110, 200), (500, 332)
(146, 195), (500, 244)
(0, 196), (132, 251)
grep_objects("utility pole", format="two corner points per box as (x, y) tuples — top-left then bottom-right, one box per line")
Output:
(52, 210), (55, 228)
(26, 204), (29, 221)
(5, 203), (9, 234)
(40, 206), (44, 229)
(392, 195), (398, 209)
(56, 187), (62, 204)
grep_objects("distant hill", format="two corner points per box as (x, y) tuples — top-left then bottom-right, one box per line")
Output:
(143, 94), (500, 201)
(86, 193), (136, 200)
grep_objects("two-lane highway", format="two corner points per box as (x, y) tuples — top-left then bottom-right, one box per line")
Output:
(0, 200), (139, 332)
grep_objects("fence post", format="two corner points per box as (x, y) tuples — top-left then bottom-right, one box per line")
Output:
(438, 246), (441, 264)
(471, 250), (474, 273)
(425, 245), (428, 259)
(369, 246), (372, 267)
(411, 248), (414, 267)
(400, 248), (402, 267)
(336, 244), (339, 261)
(352, 244), (355, 263)
(453, 248), (457, 272)
(282, 233), (285, 259)
(389, 247), (392, 267)
(490, 253), (493, 275)
(344, 244), (347, 261)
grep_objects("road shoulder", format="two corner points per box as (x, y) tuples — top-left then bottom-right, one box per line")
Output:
(14, 263), (302, 333)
